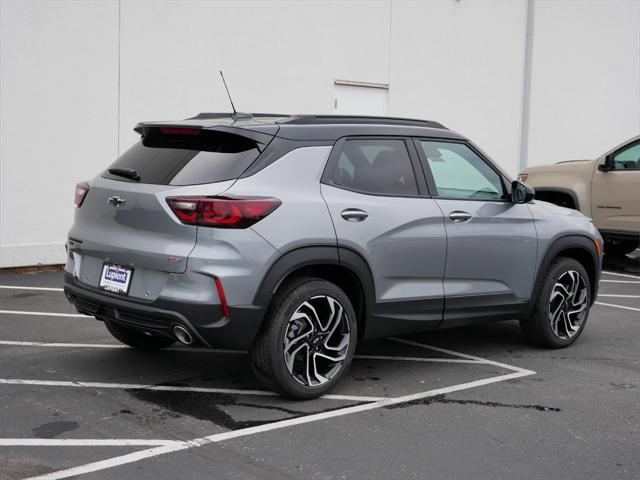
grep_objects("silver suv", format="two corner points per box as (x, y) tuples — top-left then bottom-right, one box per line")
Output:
(65, 114), (603, 399)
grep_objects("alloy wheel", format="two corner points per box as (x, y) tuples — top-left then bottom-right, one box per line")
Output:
(283, 295), (351, 387)
(548, 270), (589, 339)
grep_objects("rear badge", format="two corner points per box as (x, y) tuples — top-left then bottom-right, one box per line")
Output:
(107, 196), (127, 208)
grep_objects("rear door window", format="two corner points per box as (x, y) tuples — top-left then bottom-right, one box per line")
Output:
(328, 139), (419, 196)
(102, 130), (261, 185)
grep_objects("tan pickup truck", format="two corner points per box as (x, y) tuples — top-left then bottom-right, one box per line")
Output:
(518, 135), (640, 256)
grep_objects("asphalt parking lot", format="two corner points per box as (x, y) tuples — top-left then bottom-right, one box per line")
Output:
(1, 252), (638, 480)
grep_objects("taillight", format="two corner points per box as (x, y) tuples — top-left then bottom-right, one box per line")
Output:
(167, 197), (281, 228)
(75, 181), (90, 207)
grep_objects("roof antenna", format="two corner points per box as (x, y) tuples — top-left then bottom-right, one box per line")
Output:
(219, 70), (237, 115)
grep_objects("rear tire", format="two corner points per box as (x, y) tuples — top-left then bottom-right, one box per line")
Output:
(103, 319), (175, 349)
(520, 257), (591, 348)
(250, 277), (357, 399)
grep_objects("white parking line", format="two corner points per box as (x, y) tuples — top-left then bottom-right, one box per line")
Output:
(597, 294), (640, 298)
(0, 340), (125, 349)
(355, 354), (482, 364)
(0, 378), (384, 403)
(0, 285), (64, 292)
(594, 302), (640, 313)
(22, 368), (534, 480)
(0, 340), (491, 365)
(389, 337), (534, 375)
(0, 340), (246, 355)
(600, 280), (640, 284)
(0, 439), (184, 447)
(0, 310), (85, 318)
(602, 271), (640, 280)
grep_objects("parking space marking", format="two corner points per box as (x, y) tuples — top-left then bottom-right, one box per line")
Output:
(0, 310), (85, 318)
(602, 271), (640, 280)
(354, 354), (482, 364)
(22, 368), (534, 480)
(0, 439), (184, 447)
(0, 340), (126, 349)
(0, 285), (64, 292)
(388, 337), (532, 374)
(597, 294), (640, 298)
(0, 378), (385, 403)
(594, 302), (640, 313)
(600, 280), (640, 284)
(0, 340), (491, 365)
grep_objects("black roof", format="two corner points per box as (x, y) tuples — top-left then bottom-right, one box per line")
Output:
(138, 112), (464, 142)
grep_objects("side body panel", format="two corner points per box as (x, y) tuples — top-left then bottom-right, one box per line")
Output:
(321, 183), (447, 336)
(435, 199), (538, 324)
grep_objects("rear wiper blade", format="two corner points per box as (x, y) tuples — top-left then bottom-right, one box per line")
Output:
(108, 168), (140, 181)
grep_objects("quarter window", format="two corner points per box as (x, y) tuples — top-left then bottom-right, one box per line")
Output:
(329, 139), (419, 196)
(419, 141), (504, 200)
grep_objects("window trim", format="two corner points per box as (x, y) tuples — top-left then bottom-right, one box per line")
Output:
(412, 138), (512, 203)
(321, 136), (430, 198)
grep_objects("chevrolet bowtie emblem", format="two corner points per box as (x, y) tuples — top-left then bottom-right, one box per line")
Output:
(107, 196), (127, 208)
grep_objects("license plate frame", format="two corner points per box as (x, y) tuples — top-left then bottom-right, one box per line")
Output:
(99, 263), (134, 295)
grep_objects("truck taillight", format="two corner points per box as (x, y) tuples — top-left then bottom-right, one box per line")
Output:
(167, 197), (281, 228)
(75, 181), (90, 207)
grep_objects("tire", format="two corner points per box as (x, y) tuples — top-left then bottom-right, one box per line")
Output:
(604, 239), (638, 257)
(250, 277), (357, 399)
(520, 257), (591, 348)
(103, 318), (175, 349)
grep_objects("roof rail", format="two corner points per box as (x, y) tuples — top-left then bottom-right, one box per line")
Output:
(282, 115), (447, 129)
(188, 112), (290, 120)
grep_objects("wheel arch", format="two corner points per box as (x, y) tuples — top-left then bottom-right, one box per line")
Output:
(534, 187), (580, 211)
(529, 234), (601, 316)
(252, 245), (375, 338)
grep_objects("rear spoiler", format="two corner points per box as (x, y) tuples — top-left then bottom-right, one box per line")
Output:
(133, 122), (278, 152)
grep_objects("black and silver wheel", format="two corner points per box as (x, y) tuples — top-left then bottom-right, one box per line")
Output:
(520, 257), (592, 348)
(548, 270), (589, 339)
(250, 278), (357, 399)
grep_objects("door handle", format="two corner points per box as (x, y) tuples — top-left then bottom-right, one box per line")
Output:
(341, 208), (369, 222)
(448, 211), (472, 223)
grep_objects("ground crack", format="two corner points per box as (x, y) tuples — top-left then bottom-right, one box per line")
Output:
(386, 394), (561, 412)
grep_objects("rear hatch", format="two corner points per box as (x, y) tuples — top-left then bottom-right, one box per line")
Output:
(68, 125), (274, 294)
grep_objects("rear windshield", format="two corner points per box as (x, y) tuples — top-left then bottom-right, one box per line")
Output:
(102, 130), (261, 185)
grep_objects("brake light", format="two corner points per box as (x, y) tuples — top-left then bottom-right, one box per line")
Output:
(75, 181), (90, 207)
(160, 127), (200, 136)
(167, 197), (281, 228)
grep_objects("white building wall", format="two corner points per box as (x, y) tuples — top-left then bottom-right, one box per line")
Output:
(1, 0), (639, 267)
(527, 0), (640, 165)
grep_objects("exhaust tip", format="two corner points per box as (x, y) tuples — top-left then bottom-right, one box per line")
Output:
(173, 325), (193, 345)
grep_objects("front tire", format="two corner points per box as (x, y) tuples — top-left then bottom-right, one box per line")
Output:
(520, 257), (591, 348)
(103, 319), (175, 349)
(250, 278), (357, 399)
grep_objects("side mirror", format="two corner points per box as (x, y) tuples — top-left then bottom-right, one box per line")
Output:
(598, 155), (613, 172)
(511, 180), (535, 204)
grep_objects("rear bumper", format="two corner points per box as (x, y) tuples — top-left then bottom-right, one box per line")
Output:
(63, 273), (265, 350)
